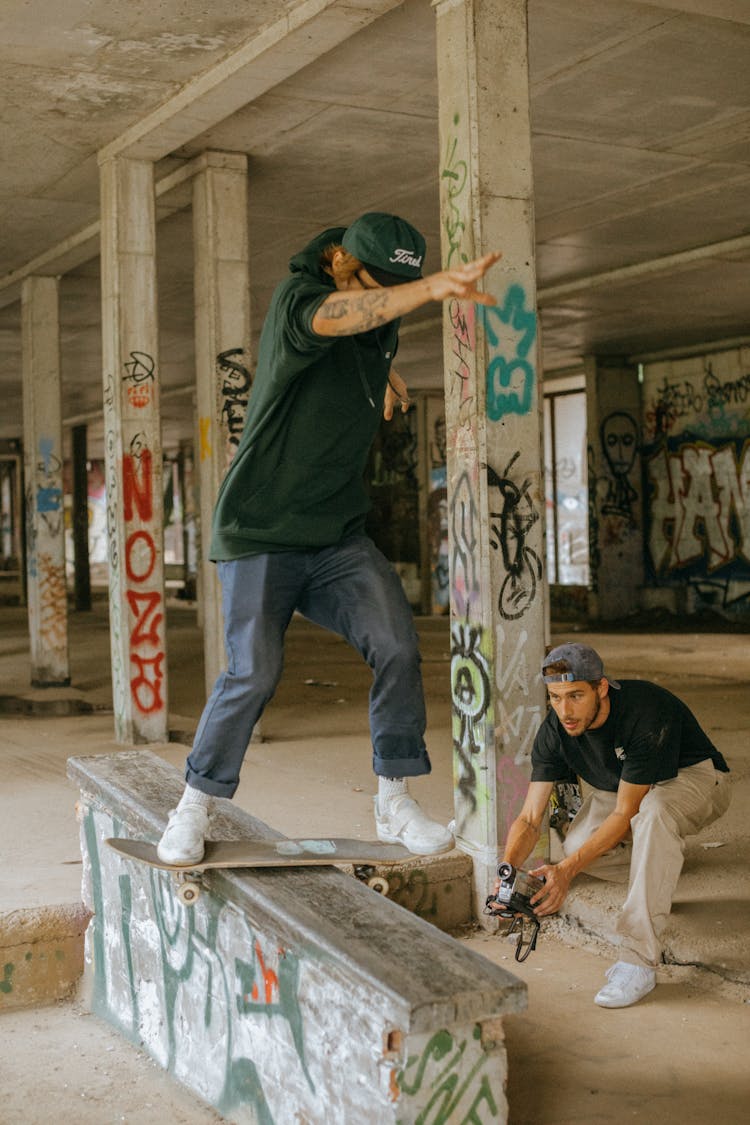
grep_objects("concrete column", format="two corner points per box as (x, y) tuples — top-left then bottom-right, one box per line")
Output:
(584, 356), (644, 620)
(71, 424), (92, 612)
(434, 0), (548, 915)
(192, 152), (251, 698)
(100, 156), (168, 743)
(21, 276), (70, 685)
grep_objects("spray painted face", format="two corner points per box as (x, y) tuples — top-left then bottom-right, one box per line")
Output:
(601, 412), (638, 476)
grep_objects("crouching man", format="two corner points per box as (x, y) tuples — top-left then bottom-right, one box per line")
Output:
(495, 643), (731, 1008)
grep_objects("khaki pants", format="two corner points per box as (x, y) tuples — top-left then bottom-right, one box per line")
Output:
(560, 760), (732, 968)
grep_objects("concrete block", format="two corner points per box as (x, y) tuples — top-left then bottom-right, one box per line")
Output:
(0, 902), (90, 1010)
(68, 750), (525, 1123)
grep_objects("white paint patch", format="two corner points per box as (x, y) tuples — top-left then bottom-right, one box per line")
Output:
(115, 33), (228, 55)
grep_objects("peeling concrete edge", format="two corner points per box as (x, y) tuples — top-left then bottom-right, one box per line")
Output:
(545, 912), (750, 1000)
(0, 901), (92, 947)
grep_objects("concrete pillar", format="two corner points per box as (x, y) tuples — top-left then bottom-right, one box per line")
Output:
(584, 356), (643, 620)
(21, 276), (70, 686)
(434, 0), (548, 915)
(71, 424), (92, 612)
(100, 156), (168, 743)
(192, 152), (251, 698)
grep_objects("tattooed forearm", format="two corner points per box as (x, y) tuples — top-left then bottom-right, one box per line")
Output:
(315, 290), (394, 335)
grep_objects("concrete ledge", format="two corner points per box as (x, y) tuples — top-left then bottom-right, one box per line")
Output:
(68, 750), (525, 1123)
(0, 688), (102, 716)
(0, 901), (90, 1010)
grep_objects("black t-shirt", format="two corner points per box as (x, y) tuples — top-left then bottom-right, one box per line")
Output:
(531, 679), (729, 791)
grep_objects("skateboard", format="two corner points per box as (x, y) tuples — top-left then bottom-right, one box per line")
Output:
(106, 835), (413, 905)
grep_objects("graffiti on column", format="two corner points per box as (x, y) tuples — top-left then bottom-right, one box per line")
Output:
(482, 285), (537, 421)
(441, 115), (469, 267)
(123, 351), (156, 410)
(450, 469), (480, 617)
(451, 621), (491, 823)
(487, 452), (542, 621)
(599, 411), (639, 535)
(495, 625), (542, 767)
(122, 432), (165, 717)
(217, 347), (252, 458)
(427, 412), (449, 614)
(448, 299), (476, 425)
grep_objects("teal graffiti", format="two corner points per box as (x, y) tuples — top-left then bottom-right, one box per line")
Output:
(397, 1026), (499, 1124)
(236, 946), (313, 1093)
(481, 286), (537, 420)
(118, 873), (140, 1035)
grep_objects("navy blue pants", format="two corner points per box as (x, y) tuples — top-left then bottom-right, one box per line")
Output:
(186, 535), (431, 798)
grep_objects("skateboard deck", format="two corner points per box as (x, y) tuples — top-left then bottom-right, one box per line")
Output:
(106, 835), (413, 903)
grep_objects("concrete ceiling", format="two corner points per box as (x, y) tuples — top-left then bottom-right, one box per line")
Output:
(1, 0), (749, 454)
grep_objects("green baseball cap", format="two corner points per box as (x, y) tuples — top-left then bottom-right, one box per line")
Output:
(342, 212), (426, 286)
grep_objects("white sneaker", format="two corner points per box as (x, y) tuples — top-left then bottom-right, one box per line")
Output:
(157, 804), (210, 866)
(594, 961), (656, 1008)
(374, 794), (454, 856)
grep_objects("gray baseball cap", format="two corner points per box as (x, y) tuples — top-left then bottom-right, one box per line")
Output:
(542, 643), (621, 689)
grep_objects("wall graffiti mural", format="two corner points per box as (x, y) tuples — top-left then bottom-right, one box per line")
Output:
(642, 349), (750, 614)
(450, 469), (480, 617)
(645, 437), (750, 607)
(487, 452), (542, 622)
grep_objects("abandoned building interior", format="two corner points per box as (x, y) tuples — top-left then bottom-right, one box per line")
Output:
(1, 1), (748, 1122)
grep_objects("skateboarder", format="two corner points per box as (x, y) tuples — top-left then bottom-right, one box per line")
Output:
(158, 212), (501, 867)
(493, 642), (731, 1008)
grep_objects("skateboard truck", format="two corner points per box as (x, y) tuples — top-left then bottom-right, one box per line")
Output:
(484, 861), (545, 963)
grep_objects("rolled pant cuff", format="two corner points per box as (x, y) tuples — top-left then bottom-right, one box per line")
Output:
(185, 766), (238, 800)
(373, 752), (431, 779)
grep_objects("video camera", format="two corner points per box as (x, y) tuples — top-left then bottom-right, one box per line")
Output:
(484, 861), (545, 962)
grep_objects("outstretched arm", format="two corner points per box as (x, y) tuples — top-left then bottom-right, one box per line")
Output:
(311, 252), (502, 338)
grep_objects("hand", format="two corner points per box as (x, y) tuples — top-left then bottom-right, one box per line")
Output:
(425, 251), (502, 306)
(384, 369), (410, 420)
(527, 863), (573, 917)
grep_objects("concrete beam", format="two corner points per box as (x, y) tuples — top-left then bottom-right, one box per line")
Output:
(98, 0), (406, 164)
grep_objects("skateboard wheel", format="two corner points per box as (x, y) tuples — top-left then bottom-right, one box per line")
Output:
(367, 875), (390, 896)
(176, 882), (201, 906)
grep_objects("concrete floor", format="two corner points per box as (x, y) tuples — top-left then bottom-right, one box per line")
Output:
(1, 596), (749, 1122)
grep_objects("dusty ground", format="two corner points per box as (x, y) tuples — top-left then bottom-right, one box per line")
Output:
(1, 599), (749, 1122)
(2, 930), (748, 1125)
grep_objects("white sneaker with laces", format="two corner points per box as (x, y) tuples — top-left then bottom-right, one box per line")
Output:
(594, 960), (656, 1008)
(157, 803), (210, 866)
(374, 794), (454, 855)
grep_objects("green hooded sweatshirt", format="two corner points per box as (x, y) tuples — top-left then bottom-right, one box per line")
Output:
(210, 227), (400, 560)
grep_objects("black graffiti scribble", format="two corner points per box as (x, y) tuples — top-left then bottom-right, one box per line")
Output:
(487, 452), (542, 621)
(123, 352), (155, 385)
(451, 622), (491, 817)
(217, 348), (252, 448)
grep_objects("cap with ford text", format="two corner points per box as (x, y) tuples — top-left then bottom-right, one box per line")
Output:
(342, 212), (426, 286)
(542, 643), (621, 689)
